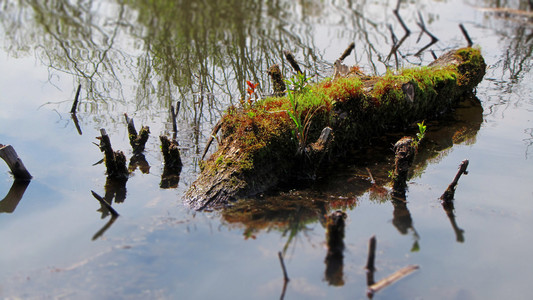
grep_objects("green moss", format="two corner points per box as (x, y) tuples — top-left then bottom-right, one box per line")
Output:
(198, 47), (486, 199)
(454, 47), (486, 89)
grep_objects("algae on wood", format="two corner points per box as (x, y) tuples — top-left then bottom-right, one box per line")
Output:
(185, 47), (486, 210)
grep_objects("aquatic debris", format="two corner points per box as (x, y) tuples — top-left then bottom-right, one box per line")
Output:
(0, 144), (32, 180)
(185, 47), (487, 210)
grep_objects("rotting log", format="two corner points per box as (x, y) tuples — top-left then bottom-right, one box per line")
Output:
(185, 48), (486, 210)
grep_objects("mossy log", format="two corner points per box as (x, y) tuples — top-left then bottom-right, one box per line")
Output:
(185, 48), (486, 210)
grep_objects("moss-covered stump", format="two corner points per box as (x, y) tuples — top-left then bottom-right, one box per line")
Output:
(185, 47), (486, 210)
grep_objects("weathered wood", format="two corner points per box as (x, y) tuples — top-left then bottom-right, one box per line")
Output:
(440, 159), (469, 202)
(70, 84), (81, 113)
(367, 265), (419, 297)
(160, 135), (183, 189)
(283, 50), (303, 74)
(267, 64), (286, 97)
(124, 113), (150, 154)
(185, 48), (486, 210)
(97, 129), (129, 180)
(0, 144), (32, 180)
(391, 136), (416, 199)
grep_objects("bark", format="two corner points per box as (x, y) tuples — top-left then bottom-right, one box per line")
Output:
(185, 48), (486, 210)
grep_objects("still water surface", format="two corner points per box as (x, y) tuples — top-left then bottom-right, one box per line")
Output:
(0, 0), (532, 299)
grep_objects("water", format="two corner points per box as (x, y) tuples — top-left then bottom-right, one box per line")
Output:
(0, 0), (532, 299)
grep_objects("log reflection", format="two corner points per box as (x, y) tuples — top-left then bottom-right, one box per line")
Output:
(0, 180), (31, 214)
(324, 211), (347, 286)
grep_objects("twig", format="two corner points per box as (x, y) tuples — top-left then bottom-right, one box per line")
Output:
(430, 50), (438, 60)
(367, 265), (419, 297)
(70, 113), (83, 135)
(366, 167), (376, 184)
(170, 102), (180, 135)
(415, 12), (438, 56)
(459, 24), (473, 47)
(278, 251), (290, 283)
(70, 84), (81, 114)
(440, 159), (469, 202)
(283, 50), (303, 74)
(387, 1), (411, 64)
(91, 190), (119, 217)
(201, 119), (223, 161)
(393, 0), (410, 35)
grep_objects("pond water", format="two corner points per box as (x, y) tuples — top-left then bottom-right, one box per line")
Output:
(0, 0), (532, 299)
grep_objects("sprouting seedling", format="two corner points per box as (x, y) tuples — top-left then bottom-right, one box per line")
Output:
(416, 121), (426, 141)
(413, 121), (426, 149)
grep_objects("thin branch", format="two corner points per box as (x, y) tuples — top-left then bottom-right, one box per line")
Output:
(70, 84), (81, 113)
(278, 251), (290, 283)
(91, 190), (119, 217)
(367, 265), (419, 297)
(440, 159), (469, 202)
(459, 24), (473, 47)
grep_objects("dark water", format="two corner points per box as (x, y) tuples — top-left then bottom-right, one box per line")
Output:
(0, 0), (532, 299)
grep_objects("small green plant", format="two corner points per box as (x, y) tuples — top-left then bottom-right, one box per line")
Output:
(284, 73), (320, 154)
(413, 121), (427, 148)
(285, 72), (311, 94)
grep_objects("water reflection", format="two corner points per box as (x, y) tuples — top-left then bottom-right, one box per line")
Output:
(0, 180), (31, 214)
(221, 94), (483, 254)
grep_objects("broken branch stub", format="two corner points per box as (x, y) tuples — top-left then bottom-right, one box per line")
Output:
(391, 137), (416, 199)
(97, 129), (129, 180)
(0, 144), (32, 180)
(124, 113), (150, 154)
(160, 135), (183, 189)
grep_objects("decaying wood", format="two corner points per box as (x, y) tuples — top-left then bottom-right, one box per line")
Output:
(391, 137), (416, 199)
(185, 48), (486, 210)
(283, 50), (303, 74)
(201, 120), (223, 161)
(440, 159), (469, 202)
(338, 42), (355, 62)
(267, 64), (286, 97)
(0, 144), (32, 180)
(97, 129), (129, 180)
(124, 113), (150, 154)
(160, 135), (183, 189)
